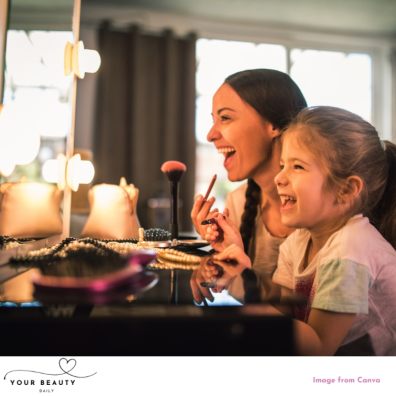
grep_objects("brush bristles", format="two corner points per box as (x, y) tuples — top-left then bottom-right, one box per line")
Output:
(161, 161), (187, 183)
(161, 161), (187, 173)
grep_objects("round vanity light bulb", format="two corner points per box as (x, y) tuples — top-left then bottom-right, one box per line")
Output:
(78, 160), (95, 184)
(0, 157), (15, 177)
(0, 101), (41, 166)
(66, 154), (95, 191)
(42, 159), (60, 183)
(80, 48), (101, 74)
(42, 154), (67, 189)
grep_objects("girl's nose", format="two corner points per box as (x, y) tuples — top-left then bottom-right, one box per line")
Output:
(207, 124), (221, 142)
(274, 168), (287, 187)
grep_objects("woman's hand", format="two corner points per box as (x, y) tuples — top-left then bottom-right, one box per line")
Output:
(205, 212), (244, 252)
(190, 195), (218, 239)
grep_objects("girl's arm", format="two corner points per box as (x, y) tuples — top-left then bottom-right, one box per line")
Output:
(213, 249), (357, 355)
(295, 308), (356, 356)
(279, 287), (356, 355)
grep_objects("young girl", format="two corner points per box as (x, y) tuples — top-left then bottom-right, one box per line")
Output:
(214, 106), (396, 355)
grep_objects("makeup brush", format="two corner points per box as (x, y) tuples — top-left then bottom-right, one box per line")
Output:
(161, 160), (187, 239)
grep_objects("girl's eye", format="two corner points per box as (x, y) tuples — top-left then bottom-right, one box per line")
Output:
(279, 164), (284, 170)
(293, 164), (304, 170)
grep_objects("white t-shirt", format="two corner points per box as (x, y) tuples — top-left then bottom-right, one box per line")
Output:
(226, 183), (284, 301)
(273, 214), (396, 355)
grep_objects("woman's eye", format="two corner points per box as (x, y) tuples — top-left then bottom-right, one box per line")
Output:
(293, 164), (304, 170)
(220, 115), (231, 122)
(279, 164), (284, 170)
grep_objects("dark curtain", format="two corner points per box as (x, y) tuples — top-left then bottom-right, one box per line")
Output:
(94, 25), (196, 231)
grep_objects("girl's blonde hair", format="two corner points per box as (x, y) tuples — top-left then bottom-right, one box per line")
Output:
(285, 106), (396, 248)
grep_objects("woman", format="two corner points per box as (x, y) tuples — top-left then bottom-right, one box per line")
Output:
(190, 69), (307, 303)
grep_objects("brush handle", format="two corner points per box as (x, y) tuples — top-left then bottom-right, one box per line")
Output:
(170, 181), (179, 239)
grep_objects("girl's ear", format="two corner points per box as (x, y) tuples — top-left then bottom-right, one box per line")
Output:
(337, 176), (364, 204)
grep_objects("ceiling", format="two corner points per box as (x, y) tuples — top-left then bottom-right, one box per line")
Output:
(8, 0), (396, 38)
(85, 0), (396, 36)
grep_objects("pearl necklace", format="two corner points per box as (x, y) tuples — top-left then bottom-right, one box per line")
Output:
(9, 237), (201, 269)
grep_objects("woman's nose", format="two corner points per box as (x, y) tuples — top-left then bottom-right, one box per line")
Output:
(207, 124), (221, 142)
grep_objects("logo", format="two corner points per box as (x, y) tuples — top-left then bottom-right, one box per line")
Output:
(3, 358), (97, 392)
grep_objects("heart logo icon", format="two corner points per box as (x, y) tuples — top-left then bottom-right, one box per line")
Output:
(59, 358), (77, 373)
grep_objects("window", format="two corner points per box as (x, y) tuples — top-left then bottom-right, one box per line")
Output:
(196, 39), (287, 208)
(0, 30), (72, 180)
(195, 38), (373, 207)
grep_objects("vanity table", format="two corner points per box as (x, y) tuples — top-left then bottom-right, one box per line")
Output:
(0, 242), (295, 356)
(1, 0), (294, 357)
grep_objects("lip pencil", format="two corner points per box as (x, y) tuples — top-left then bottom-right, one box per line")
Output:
(203, 174), (217, 201)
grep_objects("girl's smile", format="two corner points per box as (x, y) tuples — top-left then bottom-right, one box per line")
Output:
(275, 129), (345, 235)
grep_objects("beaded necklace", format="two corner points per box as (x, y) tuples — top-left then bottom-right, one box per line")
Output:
(9, 237), (201, 269)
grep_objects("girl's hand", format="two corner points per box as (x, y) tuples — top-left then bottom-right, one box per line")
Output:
(190, 257), (233, 299)
(204, 211), (244, 252)
(213, 244), (252, 276)
(190, 195), (218, 239)
(190, 264), (214, 304)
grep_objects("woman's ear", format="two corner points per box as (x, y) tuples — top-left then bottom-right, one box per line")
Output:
(269, 125), (281, 139)
(337, 176), (364, 205)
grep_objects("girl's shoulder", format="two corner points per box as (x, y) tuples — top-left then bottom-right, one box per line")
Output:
(324, 214), (396, 267)
(280, 228), (310, 256)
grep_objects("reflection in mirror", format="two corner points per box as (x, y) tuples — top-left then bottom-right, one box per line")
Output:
(1, 0), (73, 182)
(0, 0), (74, 246)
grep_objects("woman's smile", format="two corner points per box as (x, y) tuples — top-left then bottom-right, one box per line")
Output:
(208, 83), (277, 182)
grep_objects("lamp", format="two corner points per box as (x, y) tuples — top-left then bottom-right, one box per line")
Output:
(0, 101), (41, 177)
(42, 153), (94, 192)
(64, 41), (101, 79)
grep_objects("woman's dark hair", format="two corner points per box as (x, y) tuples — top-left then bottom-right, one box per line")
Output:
(225, 69), (307, 253)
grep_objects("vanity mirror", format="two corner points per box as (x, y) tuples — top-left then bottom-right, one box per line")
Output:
(0, 0), (9, 109)
(0, 0), (75, 247)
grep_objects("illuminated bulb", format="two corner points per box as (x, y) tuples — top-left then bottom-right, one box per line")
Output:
(0, 157), (15, 177)
(0, 128), (15, 176)
(12, 131), (41, 165)
(78, 160), (95, 184)
(0, 102), (41, 166)
(42, 154), (67, 190)
(66, 154), (95, 191)
(64, 41), (101, 79)
(79, 47), (101, 75)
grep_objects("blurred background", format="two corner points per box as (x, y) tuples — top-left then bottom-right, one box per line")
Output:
(2, 0), (396, 232)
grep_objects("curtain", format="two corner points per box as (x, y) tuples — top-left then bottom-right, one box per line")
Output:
(94, 24), (196, 231)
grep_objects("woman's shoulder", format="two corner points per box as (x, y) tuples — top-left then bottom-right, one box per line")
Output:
(226, 183), (247, 201)
(225, 183), (248, 225)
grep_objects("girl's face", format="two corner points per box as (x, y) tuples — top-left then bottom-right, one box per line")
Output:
(207, 83), (279, 182)
(274, 130), (344, 232)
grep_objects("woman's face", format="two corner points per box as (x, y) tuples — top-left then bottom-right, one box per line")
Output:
(207, 83), (279, 182)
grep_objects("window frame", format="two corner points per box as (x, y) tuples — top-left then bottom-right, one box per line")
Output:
(195, 21), (393, 139)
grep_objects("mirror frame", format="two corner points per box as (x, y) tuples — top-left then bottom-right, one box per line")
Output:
(0, 0), (10, 109)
